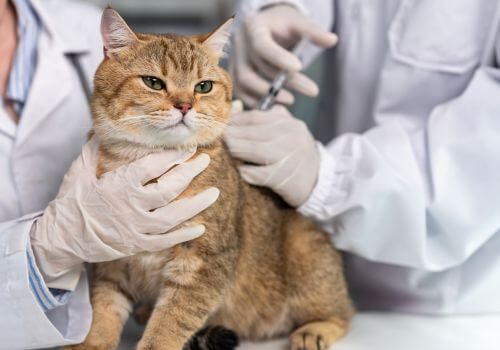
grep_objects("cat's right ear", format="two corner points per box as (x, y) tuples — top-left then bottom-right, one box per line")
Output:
(101, 7), (138, 58)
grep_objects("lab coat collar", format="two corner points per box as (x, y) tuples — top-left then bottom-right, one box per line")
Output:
(15, 0), (93, 146)
(29, 0), (93, 54)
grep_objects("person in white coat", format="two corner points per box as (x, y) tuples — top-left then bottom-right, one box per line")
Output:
(227, 0), (500, 314)
(0, 1), (219, 349)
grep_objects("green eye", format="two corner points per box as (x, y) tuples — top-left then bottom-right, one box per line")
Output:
(194, 81), (213, 93)
(142, 76), (165, 90)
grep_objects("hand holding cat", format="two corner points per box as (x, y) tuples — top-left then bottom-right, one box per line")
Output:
(232, 4), (338, 107)
(224, 105), (319, 207)
(30, 137), (219, 288)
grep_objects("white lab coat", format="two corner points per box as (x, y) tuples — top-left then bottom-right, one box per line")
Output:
(238, 0), (500, 314)
(0, 0), (102, 348)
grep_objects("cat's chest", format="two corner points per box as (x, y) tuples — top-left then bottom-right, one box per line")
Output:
(111, 248), (203, 302)
(119, 252), (173, 301)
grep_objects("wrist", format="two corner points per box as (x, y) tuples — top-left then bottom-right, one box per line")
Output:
(30, 210), (84, 281)
(298, 142), (347, 219)
(292, 141), (321, 207)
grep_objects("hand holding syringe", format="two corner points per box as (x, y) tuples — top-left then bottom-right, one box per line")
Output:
(256, 39), (309, 111)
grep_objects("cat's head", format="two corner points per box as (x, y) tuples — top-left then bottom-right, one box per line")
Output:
(92, 8), (233, 149)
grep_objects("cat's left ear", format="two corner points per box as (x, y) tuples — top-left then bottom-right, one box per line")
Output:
(199, 17), (234, 59)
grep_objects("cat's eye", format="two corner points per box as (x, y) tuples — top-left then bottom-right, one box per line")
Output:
(142, 76), (165, 91)
(194, 81), (213, 94)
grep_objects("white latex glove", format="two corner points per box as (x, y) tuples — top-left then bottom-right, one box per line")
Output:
(224, 105), (319, 207)
(232, 4), (338, 107)
(31, 137), (219, 289)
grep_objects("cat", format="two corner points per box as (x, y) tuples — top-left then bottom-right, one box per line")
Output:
(66, 7), (354, 350)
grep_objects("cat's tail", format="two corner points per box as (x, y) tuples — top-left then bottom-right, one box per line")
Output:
(185, 325), (239, 350)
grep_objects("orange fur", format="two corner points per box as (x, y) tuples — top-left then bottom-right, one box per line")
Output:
(67, 9), (353, 350)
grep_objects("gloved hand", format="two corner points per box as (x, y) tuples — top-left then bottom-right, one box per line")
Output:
(224, 105), (319, 207)
(31, 137), (219, 289)
(232, 4), (338, 107)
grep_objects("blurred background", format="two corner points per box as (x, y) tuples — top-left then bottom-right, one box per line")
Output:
(83, 0), (325, 128)
(87, 0), (235, 34)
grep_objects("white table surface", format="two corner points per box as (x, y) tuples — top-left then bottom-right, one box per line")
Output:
(118, 312), (500, 350)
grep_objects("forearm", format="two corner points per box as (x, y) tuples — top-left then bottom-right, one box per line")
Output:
(299, 67), (500, 271)
(0, 215), (91, 348)
(30, 207), (84, 291)
(2, 213), (78, 304)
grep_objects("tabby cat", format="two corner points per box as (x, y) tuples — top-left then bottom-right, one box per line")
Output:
(67, 8), (353, 350)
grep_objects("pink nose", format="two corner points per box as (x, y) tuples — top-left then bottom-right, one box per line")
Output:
(175, 103), (192, 115)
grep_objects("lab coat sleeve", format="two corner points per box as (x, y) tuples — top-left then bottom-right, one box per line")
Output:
(26, 238), (72, 312)
(235, 0), (333, 66)
(0, 214), (91, 349)
(299, 67), (500, 272)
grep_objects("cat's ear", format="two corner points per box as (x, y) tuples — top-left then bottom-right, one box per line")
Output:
(200, 17), (234, 58)
(101, 7), (138, 57)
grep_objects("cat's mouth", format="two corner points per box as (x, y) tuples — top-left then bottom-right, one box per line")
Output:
(161, 120), (187, 130)
(156, 114), (187, 130)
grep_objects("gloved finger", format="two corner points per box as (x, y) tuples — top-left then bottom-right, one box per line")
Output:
(80, 136), (101, 167)
(238, 162), (292, 191)
(292, 20), (338, 48)
(254, 56), (319, 97)
(237, 81), (295, 107)
(234, 67), (295, 108)
(136, 224), (206, 252)
(274, 89), (296, 105)
(249, 28), (302, 72)
(285, 71), (319, 97)
(237, 164), (273, 187)
(224, 137), (277, 165)
(236, 65), (295, 105)
(233, 29), (296, 107)
(142, 153), (211, 208)
(229, 110), (262, 126)
(122, 148), (196, 186)
(57, 137), (101, 195)
(144, 187), (220, 234)
(243, 155), (309, 207)
(64, 137), (100, 177)
(231, 99), (244, 114)
(225, 121), (284, 142)
(229, 107), (289, 127)
(235, 88), (259, 109)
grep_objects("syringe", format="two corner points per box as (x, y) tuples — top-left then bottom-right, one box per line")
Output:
(256, 39), (308, 111)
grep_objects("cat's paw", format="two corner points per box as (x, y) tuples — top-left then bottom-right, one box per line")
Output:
(290, 329), (327, 350)
(290, 318), (347, 350)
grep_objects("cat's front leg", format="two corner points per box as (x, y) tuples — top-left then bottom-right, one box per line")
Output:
(137, 268), (227, 350)
(64, 278), (132, 350)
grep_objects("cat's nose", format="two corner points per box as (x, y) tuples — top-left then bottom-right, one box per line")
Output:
(174, 103), (192, 116)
